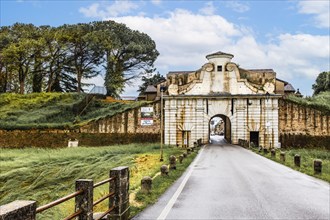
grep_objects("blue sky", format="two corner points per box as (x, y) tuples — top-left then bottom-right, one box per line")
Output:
(1, 0), (329, 96)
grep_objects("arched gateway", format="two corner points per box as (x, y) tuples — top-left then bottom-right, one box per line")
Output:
(162, 51), (281, 149)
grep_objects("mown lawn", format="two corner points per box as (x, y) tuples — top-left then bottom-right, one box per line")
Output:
(251, 147), (330, 182)
(0, 144), (198, 219)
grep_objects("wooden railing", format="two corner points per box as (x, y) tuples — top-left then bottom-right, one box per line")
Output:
(0, 166), (130, 220)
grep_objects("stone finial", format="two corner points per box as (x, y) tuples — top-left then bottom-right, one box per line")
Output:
(314, 159), (322, 174)
(160, 165), (169, 176)
(141, 176), (152, 193)
(294, 154), (301, 167)
(169, 155), (177, 170)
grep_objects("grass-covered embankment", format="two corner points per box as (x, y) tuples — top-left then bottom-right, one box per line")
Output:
(286, 91), (330, 114)
(0, 144), (198, 219)
(251, 147), (330, 182)
(0, 92), (149, 130)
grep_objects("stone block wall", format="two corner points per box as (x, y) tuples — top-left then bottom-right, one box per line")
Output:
(278, 99), (330, 149)
(79, 102), (160, 134)
(279, 99), (329, 136)
(0, 102), (161, 148)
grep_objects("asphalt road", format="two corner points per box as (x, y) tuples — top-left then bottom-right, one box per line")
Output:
(133, 136), (330, 220)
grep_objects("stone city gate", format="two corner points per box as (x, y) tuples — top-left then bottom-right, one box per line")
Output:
(161, 51), (282, 149)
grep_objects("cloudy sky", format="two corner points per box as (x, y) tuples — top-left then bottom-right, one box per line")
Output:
(1, 0), (329, 96)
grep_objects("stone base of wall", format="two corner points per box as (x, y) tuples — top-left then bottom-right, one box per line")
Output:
(0, 130), (160, 148)
(279, 133), (330, 149)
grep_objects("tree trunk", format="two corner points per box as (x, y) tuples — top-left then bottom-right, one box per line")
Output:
(77, 72), (82, 93)
(32, 57), (43, 93)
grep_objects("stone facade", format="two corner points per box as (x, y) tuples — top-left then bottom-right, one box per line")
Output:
(163, 51), (281, 149)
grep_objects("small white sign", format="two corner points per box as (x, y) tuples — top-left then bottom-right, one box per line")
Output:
(141, 107), (153, 112)
(68, 140), (78, 147)
(141, 107), (154, 126)
(141, 119), (153, 126)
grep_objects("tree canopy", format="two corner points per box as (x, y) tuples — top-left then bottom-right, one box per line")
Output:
(137, 73), (166, 94)
(0, 21), (159, 96)
(312, 71), (330, 96)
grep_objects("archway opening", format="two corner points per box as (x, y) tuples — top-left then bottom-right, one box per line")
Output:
(209, 115), (231, 144)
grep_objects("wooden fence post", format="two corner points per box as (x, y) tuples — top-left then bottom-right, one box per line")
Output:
(109, 166), (130, 220)
(0, 200), (36, 220)
(75, 179), (93, 220)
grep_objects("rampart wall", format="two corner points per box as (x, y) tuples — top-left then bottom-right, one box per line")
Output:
(278, 99), (330, 148)
(0, 102), (161, 148)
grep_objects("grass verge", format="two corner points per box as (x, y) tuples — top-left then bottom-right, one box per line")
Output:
(131, 150), (198, 217)
(251, 147), (330, 182)
(0, 144), (198, 219)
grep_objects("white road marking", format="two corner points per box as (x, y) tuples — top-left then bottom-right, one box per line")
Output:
(157, 147), (205, 220)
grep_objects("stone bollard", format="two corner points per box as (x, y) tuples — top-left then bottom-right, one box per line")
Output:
(160, 165), (169, 176)
(263, 148), (268, 154)
(280, 151), (286, 162)
(187, 148), (191, 155)
(294, 154), (301, 167)
(314, 159), (322, 174)
(141, 176), (152, 193)
(271, 149), (276, 158)
(0, 200), (36, 220)
(179, 155), (184, 164)
(183, 152), (187, 158)
(169, 155), (177, 170)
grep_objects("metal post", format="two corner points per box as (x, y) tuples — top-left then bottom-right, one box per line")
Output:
(160, 88), (164, 162)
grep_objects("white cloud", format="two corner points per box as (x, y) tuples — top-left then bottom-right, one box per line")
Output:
(108, 9), (241, 70)
(79, 3), (101, 18)
(151, 0), (162, 6)
(79, 0), (139, 18)
(298, 1), (330, 28)
(199, 2), (216, 15)
(79, 4), (329, 96)
(226, 1), (250, 13)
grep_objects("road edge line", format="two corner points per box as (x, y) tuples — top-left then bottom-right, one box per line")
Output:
(156, 146), (205, 220)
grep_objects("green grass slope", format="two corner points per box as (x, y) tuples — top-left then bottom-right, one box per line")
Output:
(0, 93), (149, 130)
(0, 144), (195, 219)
